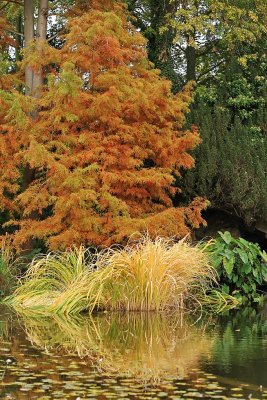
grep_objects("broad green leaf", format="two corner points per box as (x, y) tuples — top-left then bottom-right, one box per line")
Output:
(212, 255), (223, 268)
(239, 237), (250, 248)
(222, 284), (229, 294)
(236, 248), (248, 264)
(262, 263), (267, 281)
(259, 295), (264, 307)
(233, 274), (238, 283)
(244, 263), (251, 274)
(233, 291), (242, 301)
(252, 268), (258, 278)
(251, 282), (256, 292)
(222, 248), (235, 260)
(248, 252), (255, 264)
(223, 257), (234, 275)
(218, 230), (232, 245)
(242, 283), (250, 293)
(260, 250), (267, 263)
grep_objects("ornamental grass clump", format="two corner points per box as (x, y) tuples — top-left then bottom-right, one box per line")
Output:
(86, 236), (216, 312)
(6, 246), (95, 314)
(6, 236), (217, 315)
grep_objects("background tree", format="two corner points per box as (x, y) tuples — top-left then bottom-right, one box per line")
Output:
(0, 0), (208, 250)
(126, 0), (266, 230)
(127, 0), (182, 92)
(178, 39), (267, 225)
(0, 0), (75, 248)
(127, 0), (266, 88)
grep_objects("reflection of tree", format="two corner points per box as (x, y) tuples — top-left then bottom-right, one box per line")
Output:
(21, 312), (213, 380)
(207, 308), (267, 385)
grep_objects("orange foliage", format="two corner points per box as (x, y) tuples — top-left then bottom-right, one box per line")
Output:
(0, 0), (208, 250)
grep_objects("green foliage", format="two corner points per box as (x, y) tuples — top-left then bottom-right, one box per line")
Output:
(205, 231), (267, 305)
(127, 0), (266, 87)
(179, 43), (267, 223)
(126, 0), (182, 91)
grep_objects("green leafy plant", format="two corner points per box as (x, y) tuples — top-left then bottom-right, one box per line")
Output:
(205, 231), (267, 305)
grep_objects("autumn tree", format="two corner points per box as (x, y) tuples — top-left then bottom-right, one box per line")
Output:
(0, 0), (207, 250)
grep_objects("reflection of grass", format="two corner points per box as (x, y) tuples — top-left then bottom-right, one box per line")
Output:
(21, 311), (213, 380)
(6, 236), (222, 315)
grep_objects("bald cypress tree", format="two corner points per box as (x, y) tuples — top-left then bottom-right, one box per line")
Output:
(0, 0), (207, 250)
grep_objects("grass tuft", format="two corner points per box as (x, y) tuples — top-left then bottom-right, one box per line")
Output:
(5, 246), (95, 314)
(5, 235), (236, 315)
(0, 238), (20, 297)
(85, 235), (216, 312)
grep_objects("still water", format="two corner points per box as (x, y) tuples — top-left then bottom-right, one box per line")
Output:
(0, 306), (266, 400)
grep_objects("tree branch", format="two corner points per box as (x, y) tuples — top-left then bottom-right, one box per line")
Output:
(47, 28), (65, 42)
(0, 3), (8, 11)
(0, 0), (24, 6)
(197, 39), (220, 57)
(174, 42), (186, 54)
(197, 59), (225, 81)
(6, 28), (24, 37)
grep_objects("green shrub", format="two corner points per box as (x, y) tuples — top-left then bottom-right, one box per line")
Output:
(205, 231), (267, 305)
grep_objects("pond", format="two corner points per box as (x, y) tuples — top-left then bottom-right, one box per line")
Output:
(0, 306), (266, 400)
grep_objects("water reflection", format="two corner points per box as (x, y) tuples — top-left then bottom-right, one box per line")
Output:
(22, 311), (213, 380)
(0, 307), (266, 399)
(205, 307), (267, 386)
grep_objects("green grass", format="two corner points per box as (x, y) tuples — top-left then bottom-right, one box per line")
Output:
(5, 235), (237, 315)
(0, 238), (20, 297)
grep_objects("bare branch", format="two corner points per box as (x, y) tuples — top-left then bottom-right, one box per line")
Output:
(47, 28), (65, 43)
(6, 28), (24, 37)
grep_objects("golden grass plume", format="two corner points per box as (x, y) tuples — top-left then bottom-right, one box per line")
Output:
(5, 235), (222, 315)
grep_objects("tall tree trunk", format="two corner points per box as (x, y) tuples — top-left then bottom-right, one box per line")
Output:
(32, 0), (48, 97)
(185, 45), (196, 81)
(146, 0), (179, 91)
(22, 0), (48, 253)
(24, 0), (34, 95)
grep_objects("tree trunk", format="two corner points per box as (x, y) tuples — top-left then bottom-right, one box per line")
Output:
(24, 0), (34, 94)
(185, 45), (196, 81)
(21, 0), (48, 253)
(32, 0), (48, 97)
